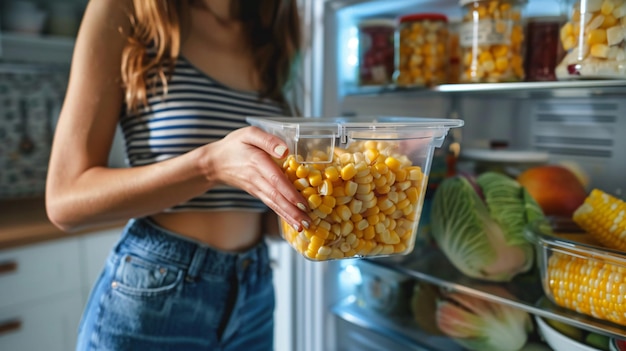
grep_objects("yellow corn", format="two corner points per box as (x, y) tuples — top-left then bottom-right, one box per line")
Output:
(573, 189), (626, 251)
(547, 252), (626, 326)
(308, 169), (323, 187)
(307, 194), (322, 209)
(277, 140), (427, 260)
(340, 164), (357, 180)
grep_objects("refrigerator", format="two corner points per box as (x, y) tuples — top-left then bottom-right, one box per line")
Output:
(269, 0), (626, 351)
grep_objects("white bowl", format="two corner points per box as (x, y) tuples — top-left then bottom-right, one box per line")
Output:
(535, 316), (602, 351)
(2, 1), (47, 35)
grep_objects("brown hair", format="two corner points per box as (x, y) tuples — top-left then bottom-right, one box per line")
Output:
(121, 0), (301, 112)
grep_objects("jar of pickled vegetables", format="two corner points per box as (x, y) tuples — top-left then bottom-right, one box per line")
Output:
(459, 0), (527, 83)
(358, 18), (396, 86)
(556, 0), (626, 80)
(395, 13), (449, 87)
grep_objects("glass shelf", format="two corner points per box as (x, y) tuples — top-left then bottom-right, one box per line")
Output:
(366, 246), (626, 339)
(331, 296), (463, 351)
(346, 80), (626, 98)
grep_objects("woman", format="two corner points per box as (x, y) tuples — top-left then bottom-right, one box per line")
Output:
(45, 0), (308, 349)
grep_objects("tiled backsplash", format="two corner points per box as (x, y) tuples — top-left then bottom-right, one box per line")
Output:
(0, 69), (68, 199)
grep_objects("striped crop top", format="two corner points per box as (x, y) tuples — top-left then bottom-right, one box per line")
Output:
(119, 56), (286, 212)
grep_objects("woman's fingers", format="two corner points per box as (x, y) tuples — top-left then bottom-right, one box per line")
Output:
(221, 126), (311, 231)
(249, 174), (310, 232)
(244, 126), (290, 159)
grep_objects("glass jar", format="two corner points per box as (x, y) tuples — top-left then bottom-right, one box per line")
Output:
(395, 13), (449, 88)
(525, 17), (564, 81)
(459, 0), (527, 83)
(448, 21), (462, 84)
(556, 0), (626, 80)
(358, 18), (396, 86)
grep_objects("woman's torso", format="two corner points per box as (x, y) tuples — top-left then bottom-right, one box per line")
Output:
(123, 9), (283, 252)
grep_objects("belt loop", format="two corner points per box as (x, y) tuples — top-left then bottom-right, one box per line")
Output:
(186, 245), (208, 282)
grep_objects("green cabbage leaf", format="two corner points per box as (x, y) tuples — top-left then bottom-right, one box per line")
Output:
(431, 172), (542, 282)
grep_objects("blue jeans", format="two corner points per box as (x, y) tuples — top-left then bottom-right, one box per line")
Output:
(76, 217), (275, 351)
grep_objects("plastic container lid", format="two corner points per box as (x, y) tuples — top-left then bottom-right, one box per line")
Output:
(399, 13), (448, 23)
(247, 116), (464, 148)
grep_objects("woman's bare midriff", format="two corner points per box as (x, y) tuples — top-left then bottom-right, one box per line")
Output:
(150, 211), (263, 252)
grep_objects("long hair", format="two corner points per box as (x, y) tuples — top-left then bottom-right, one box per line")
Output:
(121, 0), (302, 113)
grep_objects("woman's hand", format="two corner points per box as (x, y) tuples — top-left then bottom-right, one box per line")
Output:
(203, 126), (310, 232)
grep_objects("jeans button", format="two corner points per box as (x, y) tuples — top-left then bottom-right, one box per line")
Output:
(241, 259), (251, 270)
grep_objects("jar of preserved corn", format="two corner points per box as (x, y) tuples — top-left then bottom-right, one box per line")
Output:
(556, 0), (626, 80)
(358, 18), (396, 86)
(395, 13), (449, 88)
(459, 0), (527, 83)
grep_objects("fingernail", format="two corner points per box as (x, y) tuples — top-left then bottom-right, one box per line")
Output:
(301, 220), (310, 229)
(274, 145), (287, 157)
(297, 202), (307, 211)
(292, 222), (301, 232)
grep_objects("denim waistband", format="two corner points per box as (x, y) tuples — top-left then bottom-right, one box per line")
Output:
(120, 217), (270, 278)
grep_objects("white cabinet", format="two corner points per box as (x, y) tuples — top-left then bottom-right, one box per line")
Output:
(0, 237), (81, 309)
(0, 227), (123, 351)
(0, 229), (292, 351)
(0, 292), (83, 351)
(78, 228), (122, 304)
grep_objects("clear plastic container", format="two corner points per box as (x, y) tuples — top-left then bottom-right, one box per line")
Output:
(459, 0), (527, 83)
(526, 220), (626, 327)
(556, 0), (626, 80)
(358, 18), (396, 86)
(247, 116), (464, 261)
(395, 13), (449, 87)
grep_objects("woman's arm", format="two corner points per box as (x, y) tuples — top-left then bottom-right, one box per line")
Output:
(46, 0), (308, 233)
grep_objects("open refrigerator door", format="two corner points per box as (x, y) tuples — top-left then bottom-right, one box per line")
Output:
(283, 1), (626, 351)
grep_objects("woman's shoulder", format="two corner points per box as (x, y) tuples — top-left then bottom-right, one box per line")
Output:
(80, 0), (134, 41)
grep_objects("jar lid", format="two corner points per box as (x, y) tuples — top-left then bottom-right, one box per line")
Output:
(459, 0), (527, 6)
(399, 13), (448, 23)
(358, 18), (396, 28)
(527, 16), (566, 23)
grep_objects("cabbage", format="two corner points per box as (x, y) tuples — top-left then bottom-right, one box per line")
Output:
(436, 291), (533, 351)
(431, 172), (542, 281)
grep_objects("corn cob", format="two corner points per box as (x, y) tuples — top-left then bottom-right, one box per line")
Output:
(547, 252), (626, 326)
(573, 189), (626, 251)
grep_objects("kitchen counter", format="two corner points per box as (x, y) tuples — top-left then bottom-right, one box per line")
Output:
(0, 197), (126, 250)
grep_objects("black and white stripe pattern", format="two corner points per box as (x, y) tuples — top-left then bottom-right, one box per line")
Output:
(120, 57), (285, 212)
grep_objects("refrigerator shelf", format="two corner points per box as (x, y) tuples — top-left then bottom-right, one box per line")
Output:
(345, 80), (626, 98)
(366, 247), (626, 339)
(331, 295), (463, 351)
